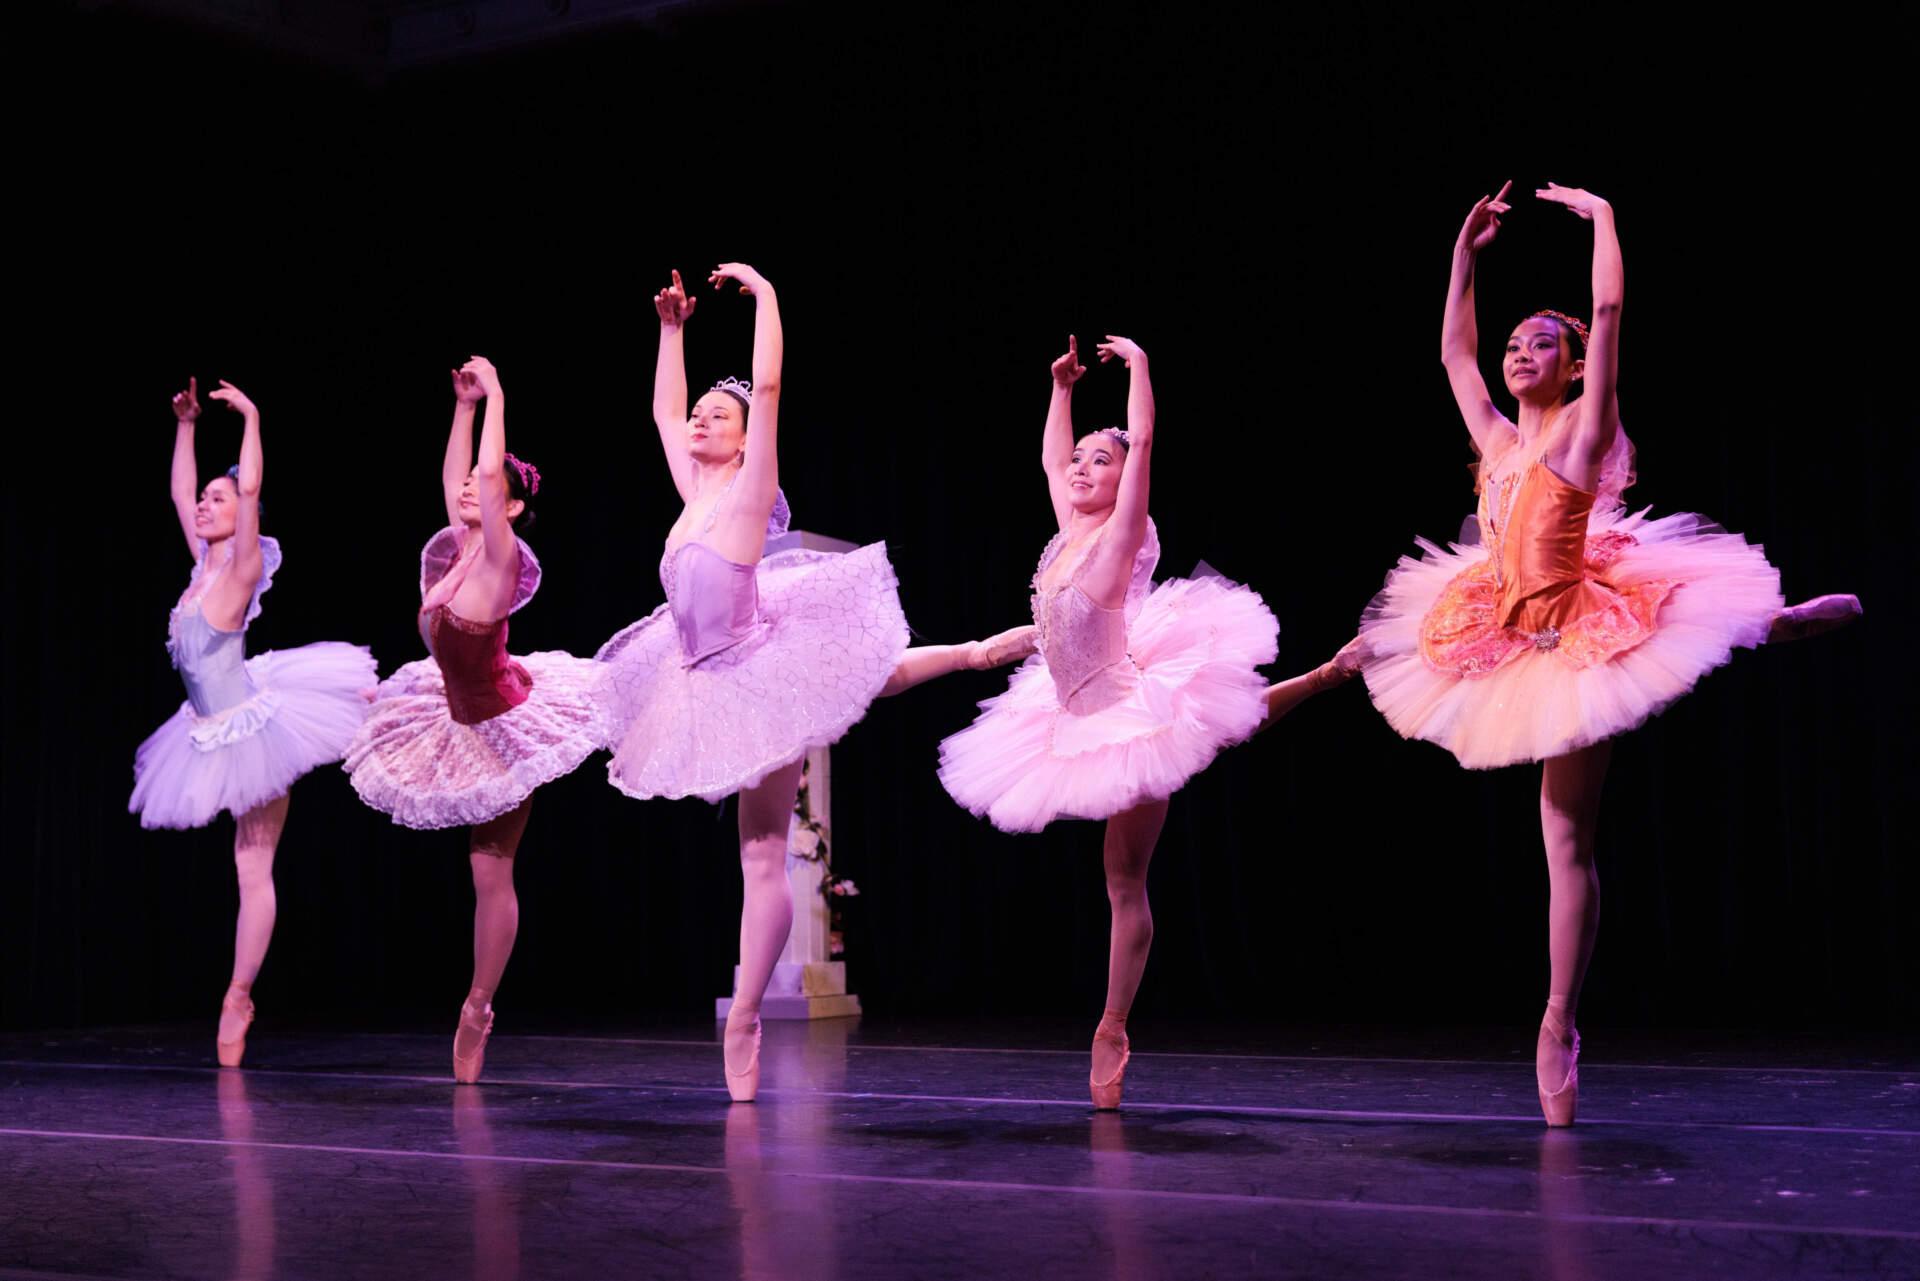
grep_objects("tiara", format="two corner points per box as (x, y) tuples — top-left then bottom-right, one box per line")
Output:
(505, 452), (541, 497)
(1530, 310), (1590, 351)
(1097, 427), (1131, 447)
(710, 376), (753, 405)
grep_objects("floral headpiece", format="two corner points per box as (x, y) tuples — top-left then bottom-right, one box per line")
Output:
(1530, 309), (1590, 352)
(505, 453), (541, 497)
(710, 376), (753, 406)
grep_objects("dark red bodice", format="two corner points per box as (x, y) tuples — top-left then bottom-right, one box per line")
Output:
(423, 604), (533, 725)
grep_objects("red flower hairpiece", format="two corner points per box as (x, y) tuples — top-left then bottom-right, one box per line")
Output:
(505, 453), (540, 497)
(1530, 309), (1591, 351)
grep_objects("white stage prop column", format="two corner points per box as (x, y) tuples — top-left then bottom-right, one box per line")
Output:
(716, 529), (865, 1023)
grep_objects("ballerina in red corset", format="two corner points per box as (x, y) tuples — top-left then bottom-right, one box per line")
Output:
(1359, 180), (1860, 1125)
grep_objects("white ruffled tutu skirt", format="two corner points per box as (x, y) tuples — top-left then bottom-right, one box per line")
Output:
(344, 652), (606, 829)
(939, 576), (1278, 832)
(596, 544), (910, 803)
(130, 642), (377, 830)
(1361, 504), (1784, 768)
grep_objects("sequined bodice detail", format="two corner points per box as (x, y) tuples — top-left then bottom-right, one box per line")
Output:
(1030, 525), (1154, 715)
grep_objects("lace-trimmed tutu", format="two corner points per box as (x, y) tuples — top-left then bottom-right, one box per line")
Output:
(1362, 478), (1785, 769)
(939, 521), (1278, 832)
(130, 537), (377, 830)
(595, 540), (910, 803)
(343, 527), (607, 830)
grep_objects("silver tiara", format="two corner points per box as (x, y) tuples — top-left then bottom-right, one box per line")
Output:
(1098, 427), (1130, 446)
(710, 376), (753, 405)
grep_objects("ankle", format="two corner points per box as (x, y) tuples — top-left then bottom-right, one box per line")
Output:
(1541, 996), (1576, 1042)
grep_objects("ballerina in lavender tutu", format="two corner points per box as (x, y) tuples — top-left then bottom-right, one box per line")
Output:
(131, 377), (377, 1067)
(344, 355), (606, 1083)
(596, 264), (1033, 1101)
(1359, 180), (1861, 1125)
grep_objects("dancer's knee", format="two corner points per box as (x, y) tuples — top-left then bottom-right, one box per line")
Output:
(470, 852), (517, 895)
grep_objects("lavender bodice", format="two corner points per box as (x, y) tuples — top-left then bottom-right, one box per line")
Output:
(662, 541), (766, 667)
(168, 606), (259, 716)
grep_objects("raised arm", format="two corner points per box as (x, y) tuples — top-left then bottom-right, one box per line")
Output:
(712, 263), (782, 531)
(1097, 335), (1154, 557)
(653, 269), (697, 503)
(1441, 181), (1519, 455)
(221, 382), (264, 587)
(461, 356), (520, 578)
(198, 381), (266, 629)
(1538, 183), (1623, 465)
(445, 367), (483, 527)
(169, 377), (202, 558)
(1043, 336), (1085, 531)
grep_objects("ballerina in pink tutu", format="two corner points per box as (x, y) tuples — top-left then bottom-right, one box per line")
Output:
(939, 334), (1311, 1109)
(344, 355), (605, 1083)
(131, 377), (378, 1067)
(598, 265), (1032, 1101)
(1361, 181), (1861, 1125)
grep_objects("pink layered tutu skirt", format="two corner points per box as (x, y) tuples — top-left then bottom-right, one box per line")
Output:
(1362, 501), (1784, 769)
(596, 543), (910, 803)
(939, 575), (1278, 832)
(344, 647), (606, 830)
(131, 642), (378, 830)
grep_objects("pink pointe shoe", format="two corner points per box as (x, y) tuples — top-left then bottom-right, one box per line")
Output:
(1768, 593), (1863, 643)
(967, 625), (1039, 671)
(1537, 1009), (1580, 1127)
(453, 998), (495, 1085)
(725, 1012), (763, 1103)
(1090, 1011), (1131, 1111)
(217, 984), (255, 1068)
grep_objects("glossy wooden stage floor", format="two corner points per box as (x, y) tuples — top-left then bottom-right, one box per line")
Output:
(2, 1018), (1915, 1280)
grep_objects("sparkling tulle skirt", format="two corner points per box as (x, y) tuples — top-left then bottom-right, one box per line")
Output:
(596, 544), (909, 803)
(344, 651), (606, 829)
(1361, 504), (1785, 768)
(939, 576), (1278, 832)
(130, 642), (377, 830)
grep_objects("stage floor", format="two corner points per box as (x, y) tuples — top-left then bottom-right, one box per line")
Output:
(2, 1018), (1915, 1280)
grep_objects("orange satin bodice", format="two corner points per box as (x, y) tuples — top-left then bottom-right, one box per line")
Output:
(1492, 461), (1619, 634)
(1419, 458), (1674, 678)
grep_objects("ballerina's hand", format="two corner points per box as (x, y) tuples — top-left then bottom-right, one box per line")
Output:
(654, 268), (697, 326)
(206, 379), (258, 419)
(451, 366), (485, 405)
(1051, 335), (1086, 387)
(1535, 182), (1609, 221)
(709, 262), (769, 296)
(460, 355), (503, 398)
(171, 376), (201, 423)
(1459, 181), (1512, 252)
(1095, 335), (1145, 367)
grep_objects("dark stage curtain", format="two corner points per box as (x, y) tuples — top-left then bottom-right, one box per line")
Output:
(6, 3), (1911, 1036)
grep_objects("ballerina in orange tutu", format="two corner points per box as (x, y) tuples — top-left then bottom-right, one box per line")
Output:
(1360, 180), (1860, 1125)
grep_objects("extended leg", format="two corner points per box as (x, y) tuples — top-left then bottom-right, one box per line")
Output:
(880, 625), (1038, 696)
(1253, 636), (1367, 735)
(725, 756), (806, 1099)
(1091, 797), (1170, 1108)
(219, 792), (290, 1063)
(1536, 740), (1611, 1124)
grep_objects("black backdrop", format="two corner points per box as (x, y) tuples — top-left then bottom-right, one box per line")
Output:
(6, 3), (1911, 1035)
